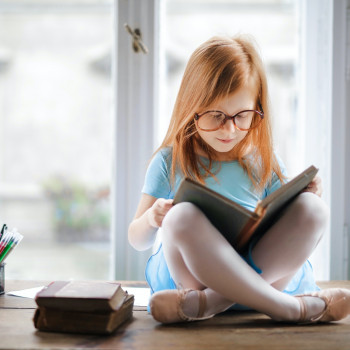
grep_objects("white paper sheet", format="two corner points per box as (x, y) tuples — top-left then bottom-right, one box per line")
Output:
(7, 286), (151, 307)
(7, 286), (44, 298)
(123, 287), (150, 307)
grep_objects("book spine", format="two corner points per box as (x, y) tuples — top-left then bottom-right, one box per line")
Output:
(35, 297), (109, 312)
(34, 307), (111, 334)
(235, 208), (266, 252)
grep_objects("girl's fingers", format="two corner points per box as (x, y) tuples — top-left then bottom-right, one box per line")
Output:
(161, 198), (174, 206)
(304, 176), (323, 197)
(157, 199), (174, 212)
(149, 198), (174, 227)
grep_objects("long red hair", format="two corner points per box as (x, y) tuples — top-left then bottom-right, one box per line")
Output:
(156, 35), (284, 192)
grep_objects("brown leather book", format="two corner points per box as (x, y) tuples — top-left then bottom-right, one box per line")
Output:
(35, 281), (128, 312)
(173, 165), (318, 253)
(33, 294), (134, 335)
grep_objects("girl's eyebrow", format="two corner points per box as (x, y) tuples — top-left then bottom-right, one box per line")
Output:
(211, 108), (254, 115)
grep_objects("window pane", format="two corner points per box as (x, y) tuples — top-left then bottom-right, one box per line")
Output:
(0, 1), (113, 280)
(159, 0), (301, 174)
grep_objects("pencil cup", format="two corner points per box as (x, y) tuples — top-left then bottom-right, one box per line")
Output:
(0, 263), (5, 295)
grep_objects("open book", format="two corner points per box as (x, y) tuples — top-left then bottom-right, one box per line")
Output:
(173, 165), (318, 253)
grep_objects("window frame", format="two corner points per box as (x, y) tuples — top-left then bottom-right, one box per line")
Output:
(329, 0), (350, 279)
(298, 0), (333, 280)
(111, 0), (160, 280)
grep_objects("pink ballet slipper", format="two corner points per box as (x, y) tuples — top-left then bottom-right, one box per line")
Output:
(149, 288), (215, 324)
(297, 288), (350, 323)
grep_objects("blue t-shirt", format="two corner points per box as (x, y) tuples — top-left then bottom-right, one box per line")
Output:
(142, 147), (284, 210)
(143, 147), (319, 300)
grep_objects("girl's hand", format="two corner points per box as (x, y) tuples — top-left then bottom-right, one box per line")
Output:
(147, 198), (174, 228)
(303, 175), (323, 197)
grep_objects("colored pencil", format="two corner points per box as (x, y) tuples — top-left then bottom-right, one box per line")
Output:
(0, 227), (23, 264)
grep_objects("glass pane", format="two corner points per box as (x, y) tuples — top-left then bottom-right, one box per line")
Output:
(0, 1), (113, 280)
(159, 0), (301, 174)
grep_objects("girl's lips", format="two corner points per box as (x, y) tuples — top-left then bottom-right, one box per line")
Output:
(217, 138), (234, 144)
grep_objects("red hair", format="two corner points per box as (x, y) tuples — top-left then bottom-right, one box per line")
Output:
(156, 35), (284, 192)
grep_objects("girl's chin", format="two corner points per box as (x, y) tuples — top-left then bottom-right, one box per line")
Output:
(212, 142), (237, 153)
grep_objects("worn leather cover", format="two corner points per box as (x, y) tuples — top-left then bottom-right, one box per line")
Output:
(33, 294), (134, 335)
(35, 281), (127, 312)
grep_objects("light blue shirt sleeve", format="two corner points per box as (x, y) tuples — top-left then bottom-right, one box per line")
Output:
(142, 148), (173, 199)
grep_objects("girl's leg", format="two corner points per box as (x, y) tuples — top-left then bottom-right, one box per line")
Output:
(160, 194), (328, 321)
(159, 228), (234, 317)
(251, 192), (328, 290)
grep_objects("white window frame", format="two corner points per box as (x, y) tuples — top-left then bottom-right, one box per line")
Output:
(111, 0), (159, 280)
(299, 0), (350, 280)
(299, 0), (333, 280)
(112, 0), (350, 281)
(329, 0), (350, 280)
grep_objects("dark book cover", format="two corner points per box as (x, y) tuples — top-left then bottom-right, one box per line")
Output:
(33, 294), (134, 335)
(174, 165), (318, 252)
(35, 281), (128, 313)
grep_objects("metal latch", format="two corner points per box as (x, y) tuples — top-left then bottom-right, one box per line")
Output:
(124, 23), (149, 54)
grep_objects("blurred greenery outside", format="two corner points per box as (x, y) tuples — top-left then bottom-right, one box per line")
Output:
(43, 177), (110, 242)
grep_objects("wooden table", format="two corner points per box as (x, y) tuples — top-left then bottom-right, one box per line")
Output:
(1, 280), (350, 350)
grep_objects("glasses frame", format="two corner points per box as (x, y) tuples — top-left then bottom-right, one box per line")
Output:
(194, 107), (264, 132)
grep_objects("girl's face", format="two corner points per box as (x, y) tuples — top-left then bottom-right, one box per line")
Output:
(195, 83), (256, 161)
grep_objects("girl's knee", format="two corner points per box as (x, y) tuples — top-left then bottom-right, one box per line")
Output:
(162, 202), (203, 239)
(293, 192), (329, 232)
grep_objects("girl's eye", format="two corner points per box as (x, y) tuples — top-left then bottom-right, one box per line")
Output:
(235, 113), (248, 119)
(210, 113), (225, 120)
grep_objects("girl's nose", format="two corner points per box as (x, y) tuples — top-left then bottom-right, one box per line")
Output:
(222, 118), (236, 133)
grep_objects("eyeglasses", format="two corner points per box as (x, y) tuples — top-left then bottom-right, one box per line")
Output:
(194, 108), (264, 132)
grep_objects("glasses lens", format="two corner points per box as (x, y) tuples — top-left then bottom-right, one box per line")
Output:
(234, 111), (258, 130)
(198, 112), (225, 130)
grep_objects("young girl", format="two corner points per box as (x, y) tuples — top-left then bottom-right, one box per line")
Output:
(128, 35), (350, 324)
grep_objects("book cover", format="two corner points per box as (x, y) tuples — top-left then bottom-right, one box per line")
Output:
(35, 281), (128, 312)
(33, 294), (134, 335)
(173, 165), (318, 252)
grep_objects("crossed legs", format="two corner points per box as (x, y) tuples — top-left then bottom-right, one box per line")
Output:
(158, 192), (329, 322)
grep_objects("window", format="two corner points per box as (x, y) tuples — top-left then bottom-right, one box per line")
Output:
(2, 0), (340, 282)
(0, 0), (113, 280)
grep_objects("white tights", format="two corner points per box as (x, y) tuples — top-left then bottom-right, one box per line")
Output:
(161, 192), (329, 321)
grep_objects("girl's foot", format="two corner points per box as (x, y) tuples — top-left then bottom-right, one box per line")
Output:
(149, 288), (215, 324)
(297, 288), (350, 323)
